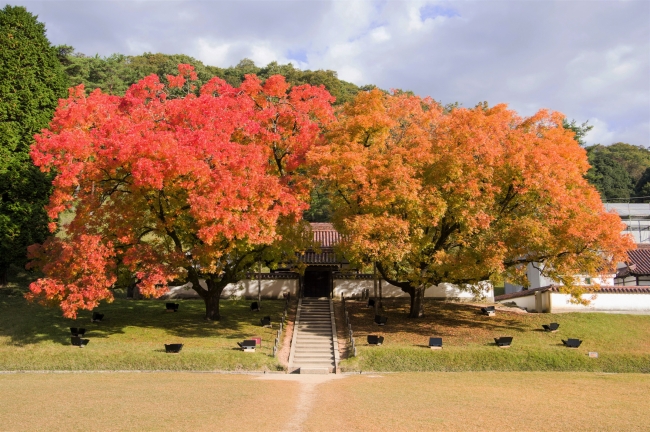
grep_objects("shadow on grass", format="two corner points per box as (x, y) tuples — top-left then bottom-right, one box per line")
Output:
(0, 296), (291, 347)
(345, 298), (529, 341)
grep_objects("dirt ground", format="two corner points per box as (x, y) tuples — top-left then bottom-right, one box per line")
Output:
(1, 371), (649, 431)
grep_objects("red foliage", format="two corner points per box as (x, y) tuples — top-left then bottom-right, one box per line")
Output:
(29, 65), (334, 318)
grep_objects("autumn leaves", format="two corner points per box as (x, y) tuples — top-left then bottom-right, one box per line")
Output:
(27, 65), (633, 319)
(312, 91), (633, 316)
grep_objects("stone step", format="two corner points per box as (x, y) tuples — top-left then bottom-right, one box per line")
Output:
(297, 326), (332, 330)
(294, 347), (333, 351)
(293, 361), (335, 368)
(295, 346), (332, 350)
(298, 333), (333, 338)
(297, 367), (330, 374)
(294, 348), (334, 361)
(288, 299), (338, 374)
(294, 353), (334, 359)
(296, 337), (333, 342)
(295, 341), (333, 346)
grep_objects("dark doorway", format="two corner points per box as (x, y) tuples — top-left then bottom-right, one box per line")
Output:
(303, 267), (334, 298)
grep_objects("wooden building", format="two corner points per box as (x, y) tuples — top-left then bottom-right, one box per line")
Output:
(615, 244), (650, 286)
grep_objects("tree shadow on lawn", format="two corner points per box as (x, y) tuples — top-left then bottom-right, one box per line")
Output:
(0, 296), (290, 347)
(345, 299), (530, 344)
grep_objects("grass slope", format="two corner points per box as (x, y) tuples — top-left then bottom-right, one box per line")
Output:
(0, 295), (289, 371)
(340, 299), (650, 373)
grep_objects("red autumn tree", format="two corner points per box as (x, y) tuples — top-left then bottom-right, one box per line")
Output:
(27, 65), (335, 319)
(311, 90), (633, 318)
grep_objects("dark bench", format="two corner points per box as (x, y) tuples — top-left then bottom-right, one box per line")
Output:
(250, 302), (260, 312)
(91, 312), (104, 322)
(374, 315), (388, 326)
(494, 337), (513, 348)
(237, 340), (257, 352)
(164, 343), (183, 353)
(481, 306), (496, 316)
(71, 336), (89, 347)
(562, 338), (582, 348)
(542, 323), (560, 332)
(367, 299), (375, 308)
(260, 316), (271, 327)
(165, 302), (179, 312)
(70, 327), (86, 337)
(367, 335), (385, 346)
(429, 337), (443, 349)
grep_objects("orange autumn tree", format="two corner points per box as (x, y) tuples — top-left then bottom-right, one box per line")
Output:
(27, 65), (335, 320)
(311, 90), (633, 318)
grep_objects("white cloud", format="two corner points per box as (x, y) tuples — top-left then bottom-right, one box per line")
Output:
(194, 39), (231, 66)
(586, 118), (617, 146)
(370, 27), (391, 43)
(12, 0), (649, 147)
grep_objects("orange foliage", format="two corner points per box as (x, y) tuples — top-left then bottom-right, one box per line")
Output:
(310, 90), (633, 317)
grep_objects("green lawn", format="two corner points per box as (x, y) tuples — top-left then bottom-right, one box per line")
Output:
(0, 294), (290, 371)
(339, 299), (650, 373)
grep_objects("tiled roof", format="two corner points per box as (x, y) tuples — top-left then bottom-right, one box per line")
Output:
(310, 222), (341, 248)
(624, 247), (650, 276)
(495, 284), (650, 301)
(300, 223), (347, 264)
(298, 249), (347, 264)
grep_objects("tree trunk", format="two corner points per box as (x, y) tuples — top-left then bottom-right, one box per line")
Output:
(408, 286), (425, 318)
(257, 262), (262, 306)
(373, 262), (378, 315)
(0, 265), (7, 287)
(379, 277), (383, 309)
(203, 279), (224, 321)
(204, 293), (221, 321)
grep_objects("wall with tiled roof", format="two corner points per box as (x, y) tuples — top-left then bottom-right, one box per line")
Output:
(495, 284), (650, 302)
(625, 248), (650, 275)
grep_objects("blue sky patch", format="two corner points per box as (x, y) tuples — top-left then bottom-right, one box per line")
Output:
(287, 48), (308, 63)
(420, 4), (460, 21)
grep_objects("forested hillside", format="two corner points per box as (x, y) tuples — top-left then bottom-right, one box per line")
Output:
(57, 48), (367, 105)
(586, 143), (650, 201)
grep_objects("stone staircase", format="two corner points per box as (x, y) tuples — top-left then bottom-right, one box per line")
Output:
(288, 298), (339, 374)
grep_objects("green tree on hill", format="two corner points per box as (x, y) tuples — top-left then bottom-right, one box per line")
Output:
(59, 52), (365, 105)
(585, 143), (650, 201)
(0, 5), (67, 285)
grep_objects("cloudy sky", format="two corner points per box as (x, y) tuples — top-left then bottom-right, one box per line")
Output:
(11, 0), (650, 147)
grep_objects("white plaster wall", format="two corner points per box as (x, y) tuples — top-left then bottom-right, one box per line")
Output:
(223, 279), (297, 299)
(333, 279), (493, 301)
(505, 282), (524, 294)
(164, 279), (297, 299)
(527, 263), (554, 289)
(527, 263), (615, 288)
(333, 279), (407, 299)
(498, 294), (537, 311)
(550, 293), (650, 312)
